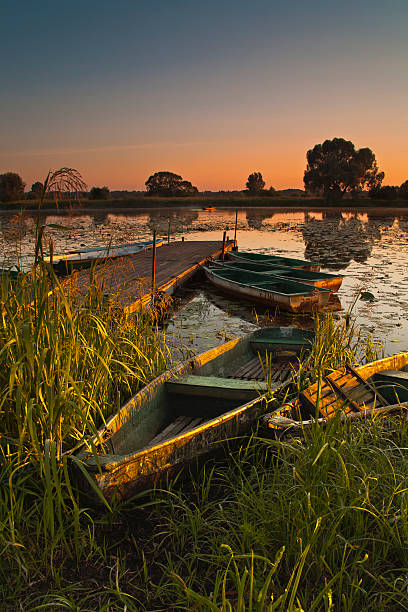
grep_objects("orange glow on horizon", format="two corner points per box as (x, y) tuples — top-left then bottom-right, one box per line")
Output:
(3, 140), (407, 193)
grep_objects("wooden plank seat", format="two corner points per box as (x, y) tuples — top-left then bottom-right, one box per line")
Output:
(147, 415), (207, 448)
(231, 356), (297, 382)
(250, 339), (310, 348)
(166, 375), (268, 400)
(301, 365), (391, 418)
(324, 375), (366, 412)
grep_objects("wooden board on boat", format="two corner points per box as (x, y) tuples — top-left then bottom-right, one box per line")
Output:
(264, 351), (408, 433)
(73, 326), (314, 503)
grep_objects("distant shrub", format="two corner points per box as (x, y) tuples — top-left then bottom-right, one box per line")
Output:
(399, 180), (408, 200)
(89, 186), (110, 200)
(369, 185), (399, 200)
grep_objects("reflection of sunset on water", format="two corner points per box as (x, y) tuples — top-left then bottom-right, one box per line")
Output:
(1, 206), (408, 354)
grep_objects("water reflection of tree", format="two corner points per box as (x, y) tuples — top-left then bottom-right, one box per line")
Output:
(395, 215), (408, 235)
(147, 210), (199, 234)
(245, 210), (274, 229)
(301, 213), (394, 269)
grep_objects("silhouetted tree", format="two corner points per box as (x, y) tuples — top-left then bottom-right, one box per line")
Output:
(303, 138), (384, 203)
(0, 172), (25, 202)
(31, 181), (43, 195)
(369, 185), (399, 200)
(246, 172), (265, 194)
(268, 185), (278, 196)
(89, 186), (110, 200)
(145, 171), (198, 197)
(399, 180), (408, 200)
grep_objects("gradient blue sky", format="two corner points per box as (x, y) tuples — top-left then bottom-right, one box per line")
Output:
(1, 0), (407, 190)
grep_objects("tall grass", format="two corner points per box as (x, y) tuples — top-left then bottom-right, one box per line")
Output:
(0, 263), (171, 603)
(150, 416), (408, 610)
(0, 265), (170, 458)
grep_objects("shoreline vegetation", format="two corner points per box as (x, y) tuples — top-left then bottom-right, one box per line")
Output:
(1, 195), (408, 214)
(3, 262), (408, 609)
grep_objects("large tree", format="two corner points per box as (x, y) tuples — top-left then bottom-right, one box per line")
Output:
(246, 172), (265, 194)
(31, 181), (43, 195)
(303, 138), (384, 202)
(0, 172), (25, 202)
(145, 171), (198, 197)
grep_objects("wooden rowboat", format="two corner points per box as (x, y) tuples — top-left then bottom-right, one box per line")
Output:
(212, 260), (343, 292)
(45, 239), (162, 274)
(74, 327), (314, 502)
(264, 351), (408, 434)
(226, 250), (321, 272)
(203, 266), (331, 313)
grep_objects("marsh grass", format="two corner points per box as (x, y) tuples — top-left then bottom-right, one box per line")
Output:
(1, 249), (407, 610)
(144, 415), (408, 611)
(0, 261), (172, 603)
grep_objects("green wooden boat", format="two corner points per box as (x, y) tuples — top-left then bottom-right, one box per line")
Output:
(227, 250), (321, 272)
(203, 266), (331, 312)
(212, 260), (343, 292)
(74, 326), (314, 503)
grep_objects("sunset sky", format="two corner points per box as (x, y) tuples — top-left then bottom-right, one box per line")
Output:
(1, 0), (407, 191)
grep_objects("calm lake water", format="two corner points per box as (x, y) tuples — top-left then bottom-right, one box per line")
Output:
(2, 206), (408, 356)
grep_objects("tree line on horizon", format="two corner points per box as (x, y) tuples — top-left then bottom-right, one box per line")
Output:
(1, 137), (407, 203)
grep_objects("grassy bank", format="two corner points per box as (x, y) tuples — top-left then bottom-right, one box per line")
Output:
(2, 195), (408, 212)
(1, 268), (408, 610)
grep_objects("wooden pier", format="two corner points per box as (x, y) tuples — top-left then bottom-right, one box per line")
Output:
(65, 239), (236, 313)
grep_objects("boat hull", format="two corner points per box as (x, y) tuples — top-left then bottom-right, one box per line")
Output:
(211, 261), (343, 292)
(204, 268), (330, 313)
(78, 393), (267, 502)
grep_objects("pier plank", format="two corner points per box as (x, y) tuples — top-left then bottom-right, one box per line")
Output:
(62, 240), (235, 312)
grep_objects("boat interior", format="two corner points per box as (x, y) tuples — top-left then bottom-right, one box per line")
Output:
(103, 330), (312, 457)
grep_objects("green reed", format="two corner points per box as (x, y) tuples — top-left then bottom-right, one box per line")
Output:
(0, 264), (170, 458)
(0, 262), (171, 598)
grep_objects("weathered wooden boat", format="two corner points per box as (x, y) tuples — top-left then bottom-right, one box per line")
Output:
(203, 266), (331, 312)
(45, 239), (162, 274)
(226, 250), (321, 272)
(264, 351), (408, 434)
(73, 326), (314, 502)
(64, 239), (154, 256)
(212, 260), (343, 292)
